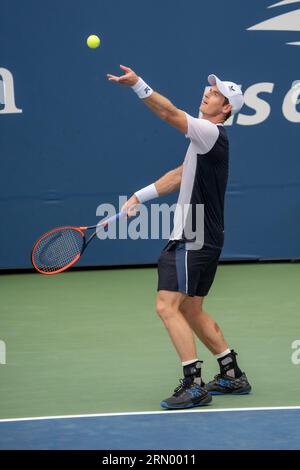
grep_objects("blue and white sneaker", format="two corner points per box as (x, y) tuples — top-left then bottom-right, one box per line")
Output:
(160, 377), (212, 409)
(205, 372), (251, 395)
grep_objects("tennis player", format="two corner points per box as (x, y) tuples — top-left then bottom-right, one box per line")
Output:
(107, 65), (251, 409)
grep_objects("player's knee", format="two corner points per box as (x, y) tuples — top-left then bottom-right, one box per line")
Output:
(156, 300), (173, 321)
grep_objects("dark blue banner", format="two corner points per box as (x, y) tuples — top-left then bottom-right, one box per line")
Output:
(1, 0), (300, 268)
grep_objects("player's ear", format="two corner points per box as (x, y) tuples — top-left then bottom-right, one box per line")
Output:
(223, 102), (232, 115)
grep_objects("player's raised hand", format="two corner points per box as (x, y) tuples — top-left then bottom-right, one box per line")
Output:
(107, 65), (139, 86)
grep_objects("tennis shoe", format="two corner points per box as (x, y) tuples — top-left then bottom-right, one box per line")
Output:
(160, 377), (212, 409)
(205, 372), (251, 395)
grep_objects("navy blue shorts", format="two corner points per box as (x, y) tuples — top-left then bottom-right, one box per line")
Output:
(157, 241), (221, 297)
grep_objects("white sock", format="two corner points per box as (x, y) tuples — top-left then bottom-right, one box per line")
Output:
(182, 358), (199, 366)
(215, 349), (231, 360)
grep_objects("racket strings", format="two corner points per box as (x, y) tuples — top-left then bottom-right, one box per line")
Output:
(33, 229), (84, 273)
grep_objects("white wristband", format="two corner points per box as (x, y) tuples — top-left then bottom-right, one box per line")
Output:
(135, 183), (159, 203)
(131, 77), (153, 99)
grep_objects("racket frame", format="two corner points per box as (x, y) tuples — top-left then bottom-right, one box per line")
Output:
(31, 225), (95, 275)
(31, 212), (125, 275)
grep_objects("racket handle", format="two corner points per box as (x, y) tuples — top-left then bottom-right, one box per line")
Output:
(103, 211), (126, 225)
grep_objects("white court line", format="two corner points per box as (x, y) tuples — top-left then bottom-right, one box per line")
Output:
(0, 405), (300, 424)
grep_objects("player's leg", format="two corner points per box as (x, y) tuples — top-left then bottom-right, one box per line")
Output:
(156, 289), (197, 361)
(180, 296), (251, 395)
(156, 290), (211, 409)
(180, 295), (228, 354)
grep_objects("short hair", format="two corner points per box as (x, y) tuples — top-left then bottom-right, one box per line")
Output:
(223, 97), (231, 122)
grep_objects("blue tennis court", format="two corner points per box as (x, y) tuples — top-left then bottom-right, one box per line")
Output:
(1, 407), (299, 450)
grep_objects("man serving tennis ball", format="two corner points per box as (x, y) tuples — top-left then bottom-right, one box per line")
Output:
(107, 65), (251, 409)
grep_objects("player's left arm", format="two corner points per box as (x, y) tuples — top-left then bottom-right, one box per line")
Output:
(107, 65), (188, 133)
(143, 92), (187, 134)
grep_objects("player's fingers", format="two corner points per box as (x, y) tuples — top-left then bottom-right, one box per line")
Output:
(118, 75), (130, 83)
(127, 204), (140, 217)
(107, 74), (120, 81)
(121, 202), (134, 217)
(120, 64), (132, 72)
(121, 203), (129, 213)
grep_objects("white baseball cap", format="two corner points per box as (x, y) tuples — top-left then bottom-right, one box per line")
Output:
(207, 74), (244, 115)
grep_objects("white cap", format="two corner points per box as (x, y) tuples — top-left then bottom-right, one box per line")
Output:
(208, 74), (244, 115)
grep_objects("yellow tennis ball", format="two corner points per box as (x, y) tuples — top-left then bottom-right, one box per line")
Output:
(86, 35), (100, 49)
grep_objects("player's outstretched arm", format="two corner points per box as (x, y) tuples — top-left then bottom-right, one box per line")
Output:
(107, 65), (188, 134)
(154, 165), (183, 196)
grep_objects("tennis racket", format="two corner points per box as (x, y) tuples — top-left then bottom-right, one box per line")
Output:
(31, 211), (126, 275)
